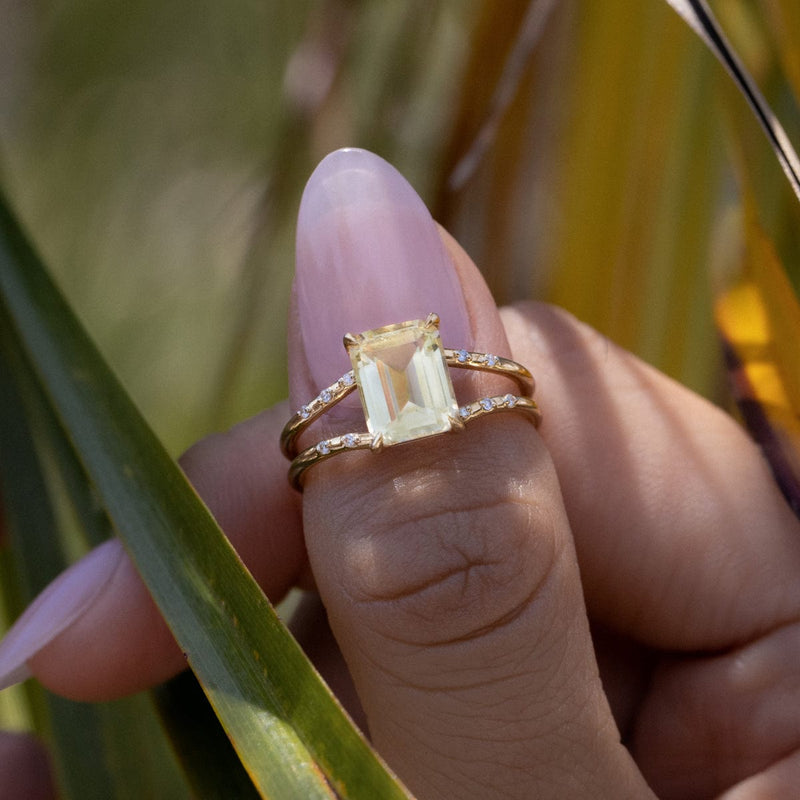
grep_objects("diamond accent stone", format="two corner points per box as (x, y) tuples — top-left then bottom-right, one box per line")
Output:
(459, 406), (470, 419)
(341, 372), (355, 387)
(347, 319), (458, 446)
(457, 349), (470, 363)
(299, 406), (311, 420)
(485, 354), (499, 367)
(504, 394), (517, 407)
(319, 389), (333, 403)
(316, 441), (331, 455)
(479, 397), (494, 411)
(343, 433), (358, 448)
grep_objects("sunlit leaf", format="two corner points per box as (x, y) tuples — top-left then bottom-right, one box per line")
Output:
(440, 2), (725, 397)
(668, 0), (800, 514)
(0, 194), (412, 799)
(0, 320), (191, 799)
(154, 672), (261, 800)
(714, 217), (800, 514)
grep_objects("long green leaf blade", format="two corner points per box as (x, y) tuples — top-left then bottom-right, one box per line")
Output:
(0, 193), (411, 799)
(154, 672), (261, 800)
(0, 315), (192, 799)
(0, 322), (115, 799)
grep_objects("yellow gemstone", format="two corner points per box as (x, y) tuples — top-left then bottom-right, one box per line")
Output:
(346, 318), (458, 446)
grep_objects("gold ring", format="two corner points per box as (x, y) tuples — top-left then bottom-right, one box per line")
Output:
(281, 313), (541, 490)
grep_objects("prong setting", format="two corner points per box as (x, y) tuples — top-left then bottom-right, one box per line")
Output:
(423, 312), (440, 331)
(281, 315), (541, 489)
(343, 332), (361, 350)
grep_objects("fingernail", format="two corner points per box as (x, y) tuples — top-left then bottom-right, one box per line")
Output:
(0, 539), (125, 691)
(291, 147), (470, 403)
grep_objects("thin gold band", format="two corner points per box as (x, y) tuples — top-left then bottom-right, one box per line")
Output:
(288, 394), (541, 491)
(280, 349), (535, 460)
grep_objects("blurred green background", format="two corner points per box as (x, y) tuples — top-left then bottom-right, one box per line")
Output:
(1, 0), (798, 455)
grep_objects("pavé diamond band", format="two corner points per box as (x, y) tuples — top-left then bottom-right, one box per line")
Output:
(286, 393), (541, 490)
(281, 313), (541, 490)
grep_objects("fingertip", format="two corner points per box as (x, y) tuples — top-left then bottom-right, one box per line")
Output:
(0, 539), (127, 695)
(16, 402), (305, 701)
(291, 148), (472, 406)
(28, 546), (183, 701)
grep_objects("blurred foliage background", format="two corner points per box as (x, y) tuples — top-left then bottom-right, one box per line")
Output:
(1, 0), (798, 453)
(1, 0), (800, 796)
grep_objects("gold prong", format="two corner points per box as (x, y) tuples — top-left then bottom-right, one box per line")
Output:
(424, 312), (440, 331)
(343, 332), (361, 350)
(370, 434), (384, 452)
(448, 413), (466, 432)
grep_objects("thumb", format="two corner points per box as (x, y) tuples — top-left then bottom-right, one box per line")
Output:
(287, 149), (651, 800)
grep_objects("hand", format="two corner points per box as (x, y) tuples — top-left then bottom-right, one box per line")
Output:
(3, 148), (800, 799)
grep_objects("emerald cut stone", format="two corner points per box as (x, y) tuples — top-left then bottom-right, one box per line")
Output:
(346, 317), (458, 446)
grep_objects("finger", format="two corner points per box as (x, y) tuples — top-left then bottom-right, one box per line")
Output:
(0, 403), (304, 700)
(501, 302), (800, 650)
(632, 621), (800, 798)
(718, 750), (800, 800)
(289, 148), (653, 800)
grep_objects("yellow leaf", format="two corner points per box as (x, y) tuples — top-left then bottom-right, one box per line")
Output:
(715, 220), (800, 512)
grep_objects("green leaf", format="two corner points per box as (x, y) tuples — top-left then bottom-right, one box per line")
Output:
(154, 672), (261, 800)
(0, 192), (411, 798)
(0, 323), (114, 799)
(0, 315), (192, 799)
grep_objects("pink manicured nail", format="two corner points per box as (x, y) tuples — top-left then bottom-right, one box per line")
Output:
(291, 148), (470, 405)
(0, 539), (125, 691)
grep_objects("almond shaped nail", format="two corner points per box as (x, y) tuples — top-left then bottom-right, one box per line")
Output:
(292, 148), (471, 404)
(0, 539), (126, 691)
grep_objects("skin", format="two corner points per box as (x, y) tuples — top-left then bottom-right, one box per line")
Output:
(7, 150), (800, 797)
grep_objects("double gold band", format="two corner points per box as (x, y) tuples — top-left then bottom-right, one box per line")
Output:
(280, 348), (535, 460)
(287, 393), (540, 490)
(280, 314), (541, 490)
